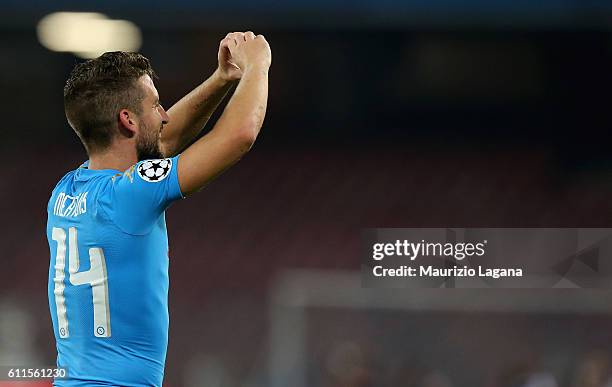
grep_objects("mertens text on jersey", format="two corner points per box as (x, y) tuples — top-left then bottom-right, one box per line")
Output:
(53, 192), (88, 218)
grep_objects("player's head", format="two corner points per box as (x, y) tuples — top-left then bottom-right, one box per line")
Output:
(63, 51), (169, 161)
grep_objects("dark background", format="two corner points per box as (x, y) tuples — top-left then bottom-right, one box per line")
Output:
(2, 1), (612, 386)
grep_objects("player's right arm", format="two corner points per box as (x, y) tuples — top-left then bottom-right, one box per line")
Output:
(177, 32), (271, 196)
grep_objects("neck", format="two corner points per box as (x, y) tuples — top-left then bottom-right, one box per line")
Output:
(87, 147), (137, 172)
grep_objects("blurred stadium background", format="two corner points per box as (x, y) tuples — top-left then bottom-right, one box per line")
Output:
(2, 0), (612, 386)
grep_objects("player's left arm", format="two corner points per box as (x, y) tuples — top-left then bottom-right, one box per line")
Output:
(160, 32), (245, 157)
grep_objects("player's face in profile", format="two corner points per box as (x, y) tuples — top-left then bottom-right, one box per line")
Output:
(135, 75), (168, 161)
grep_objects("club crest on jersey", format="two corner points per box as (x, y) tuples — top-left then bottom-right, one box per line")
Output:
(137, 158), (172, 182)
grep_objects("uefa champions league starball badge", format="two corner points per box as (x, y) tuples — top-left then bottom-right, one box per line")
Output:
(137, 159), (172, 182)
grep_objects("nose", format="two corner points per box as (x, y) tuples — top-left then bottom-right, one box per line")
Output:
(158, 105), (169, 124)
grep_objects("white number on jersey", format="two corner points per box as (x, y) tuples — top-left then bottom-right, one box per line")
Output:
(51, 227), (111, 338)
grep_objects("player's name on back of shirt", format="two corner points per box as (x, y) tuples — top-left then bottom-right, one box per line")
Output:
(53, 192), (88, 218)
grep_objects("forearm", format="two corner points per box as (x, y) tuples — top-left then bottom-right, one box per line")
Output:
(161, 69), (236, 156)
(177, 64), (269, 196)
(217, 65), (268, 139)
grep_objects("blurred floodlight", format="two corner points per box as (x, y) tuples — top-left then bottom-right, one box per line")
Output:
(37, 12), (142, 59)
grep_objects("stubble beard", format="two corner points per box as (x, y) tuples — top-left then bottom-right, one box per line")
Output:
(136, 121), (164, 161)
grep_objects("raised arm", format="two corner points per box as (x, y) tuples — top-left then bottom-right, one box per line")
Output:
(160, 32), (247, 157)
(177, 32), (271, 196)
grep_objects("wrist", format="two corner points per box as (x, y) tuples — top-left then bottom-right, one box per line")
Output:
(243, 62), (270, 75)
(213, 67), (238, 85)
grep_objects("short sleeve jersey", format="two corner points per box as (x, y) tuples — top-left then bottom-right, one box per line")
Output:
(46, 155), (183, 387)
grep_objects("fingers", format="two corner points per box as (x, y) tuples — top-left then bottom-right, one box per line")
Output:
(220, 31), (271, 70)
(224, 32), (244, 47)
(223, 31), (262, 46)
(220, 38), (235, 51)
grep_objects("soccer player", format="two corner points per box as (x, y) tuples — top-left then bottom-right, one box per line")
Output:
(46, 31), (271, 386)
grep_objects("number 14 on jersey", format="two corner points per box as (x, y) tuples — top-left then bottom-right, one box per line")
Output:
(51, 227), (111, 338)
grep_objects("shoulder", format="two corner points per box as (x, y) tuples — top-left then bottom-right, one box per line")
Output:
(108, 157), (175, 188)
(47, 169), (78, 209)
(52, 169), (78, 190)
(108, 156), (182, 203)
(99, 156), (182, 235)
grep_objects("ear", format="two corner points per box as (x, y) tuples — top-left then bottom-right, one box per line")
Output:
(118, 109), (138, 138)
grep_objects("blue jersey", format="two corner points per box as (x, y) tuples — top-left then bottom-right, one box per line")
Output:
(46, 156), (183, 387)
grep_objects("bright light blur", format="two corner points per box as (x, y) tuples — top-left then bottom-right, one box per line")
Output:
(37, 12), (142, 58)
